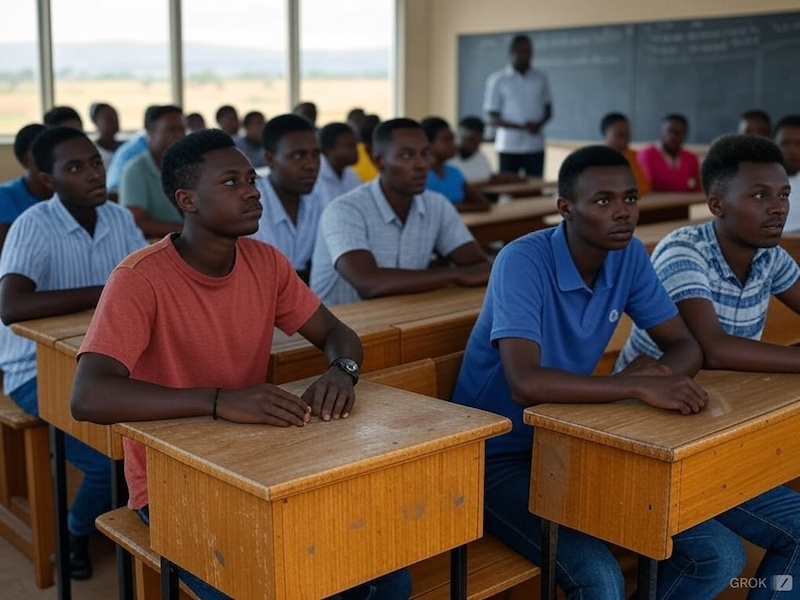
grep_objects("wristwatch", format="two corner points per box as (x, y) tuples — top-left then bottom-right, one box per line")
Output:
(330, 357), (360, 384)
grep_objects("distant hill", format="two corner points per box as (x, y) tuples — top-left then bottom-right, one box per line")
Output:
(0, 42), (389, 79)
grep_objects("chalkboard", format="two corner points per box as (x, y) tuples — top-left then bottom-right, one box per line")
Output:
(458, 12), (800, 143)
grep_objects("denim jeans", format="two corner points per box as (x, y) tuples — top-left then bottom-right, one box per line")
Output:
(485, 453), (746, 600)
(498, 151), (545, 177)
(136, 505), (412, 600)
(11, 377), (113, 537)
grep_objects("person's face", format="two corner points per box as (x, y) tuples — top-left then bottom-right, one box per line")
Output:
(458, 128), (483, 158)
(559, 165), (639, 253)
(41, 136), (107, 207)
(266, 131), (321, 195)
(177, 147), (263, 238)
(776, 126), (800, 176)
(218, 113), (240, 136)
(375, 128), (431, 196)
(660, 119), (687, 154)
(327, 130), (358, 167)
(295, 104), (317, 126)
(187, 115), (206, 133)
(738, 117), (771, 139)
(712, 162), (789, 249)
(604, 120), (630, 152)
(510, 40), (532, 71)
(244, 116), (265, 142)
(430, 126), (457, 162)
(94, 107), (119, 137)
(149, 112), (186, 153)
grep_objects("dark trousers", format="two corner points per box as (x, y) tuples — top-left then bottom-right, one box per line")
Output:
(499, 151), (545, 177)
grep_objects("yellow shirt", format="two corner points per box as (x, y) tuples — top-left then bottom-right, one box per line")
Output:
(623, 147), (651, 196)
(353, 142), (379, 183)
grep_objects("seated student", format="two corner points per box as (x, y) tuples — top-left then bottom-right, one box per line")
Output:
(421, 116), (490, 213)
(43, 105), (84, 130)
(90, 102), (122, 169)
(353, 114), (381, 183)
(600, 112), (651, 195)
(314, 122), (361, 206)
(346, 107), (366, 136)
(616, 133), (800, 592)
(215, 105), (240, 138)
(448, 115), (517, 187)
(69, 128), (412, 600)
(638, 113), (702, 192)
(0, 124), (51, 252)
(452, 145), (745, 600)
(234, 110), (266, 169)
(119, 105), (185, 238)
(105, 107), (153, 197)
(738, 109), (772, 138)
(311, 118), (491, 306)
(250, 114), (323, 282)
(775, 115), (800, 233)
(293, 101), (318, 128)
(185, 112), (207, 133)
(0, 126), (147, 579)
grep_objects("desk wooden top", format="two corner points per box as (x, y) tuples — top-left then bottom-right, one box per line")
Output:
(638, 191), (707, 211)
(116, 379), (510, 501)
(10, 310), (94, 348)
(479, 177), (557, 196)
(524, 370), (800, 462)
(635, 218), (711, 253)
(460, 196), (558, 228)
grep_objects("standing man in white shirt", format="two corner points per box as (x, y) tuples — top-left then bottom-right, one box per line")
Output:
(484, 34), (553, 177)
(776, 115), (800, 233)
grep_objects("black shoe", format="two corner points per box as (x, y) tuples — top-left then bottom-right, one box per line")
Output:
(68, 534), (93, 580)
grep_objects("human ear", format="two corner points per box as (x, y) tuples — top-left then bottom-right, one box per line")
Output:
(557, 196), (574, 221)
(707, 193), (724, 218)
(173, 189), (197, 214)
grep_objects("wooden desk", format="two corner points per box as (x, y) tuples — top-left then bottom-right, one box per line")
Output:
(116, 380), (511, 600)
(524, 370), (800, 597)
(461, 197), (558, 245)
(479, 177), (557, 197)
(635, 218), (710, 253)
(636, 192), (707, 225)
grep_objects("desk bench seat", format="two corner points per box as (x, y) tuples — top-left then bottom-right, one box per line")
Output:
(0, 392), (54, 588)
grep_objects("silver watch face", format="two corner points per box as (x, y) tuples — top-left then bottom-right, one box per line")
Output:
(339, 359), (358, 373)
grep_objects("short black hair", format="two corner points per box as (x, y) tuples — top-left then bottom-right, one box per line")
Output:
(420, 116), (451, 143)
(262, 114), (315, 153)
(13, 123), (47, 165)
(144, 105), (182, 130)
(215, 105), (237, 123)
(558, 145), (630, 199)
(43, 106), (82, 127)
(600, 112), (628, 135)
(346, 107), (365, 121)
(372, 118), (422, 158)
(701, 134), (785, 195)
(31, 126), (90, 174)
(740, 109), (771, 125)
(358, 114), (381, 144)
(662, 113), (689, 128)
(775, 115), (800, 133)
(458, 116), (485, 135)
(89, 102), (114, 122)
(318, 122), (354, 152)
(242, 111), (265, 128)
(161, 129), (235, 209)
(509, 34), (531, 51)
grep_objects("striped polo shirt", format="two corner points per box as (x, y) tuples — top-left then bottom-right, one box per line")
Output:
(0, 195), (148, 395)
(616, 220), (800, 370)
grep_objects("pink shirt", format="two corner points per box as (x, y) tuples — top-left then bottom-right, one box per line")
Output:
(637, 145), (701, 193)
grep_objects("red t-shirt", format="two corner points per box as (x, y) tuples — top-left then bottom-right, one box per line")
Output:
(637, 145), (701, 193)
(79, 236), (321, 509)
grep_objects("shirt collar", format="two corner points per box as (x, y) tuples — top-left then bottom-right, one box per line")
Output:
(368, 178), (427, 224)
(704, 221), (770, 283)
(551, 221), (613, 292)
(51, 194), (108, 240)
(319, 156), (337, 182)
(259, 178), (291, 226)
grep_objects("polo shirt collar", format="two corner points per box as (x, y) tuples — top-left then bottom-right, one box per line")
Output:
(551, 221), (613, 292)
(704, 221), (770, 284)
(319, 156), (337, 182)
(51, 194), (108, 241)
(261, 178), (291, 227)
(368, 178), (426, 225)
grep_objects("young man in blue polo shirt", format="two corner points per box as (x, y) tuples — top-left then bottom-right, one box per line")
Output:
(452, 145), (743, 600)
(618, 134), (800, 596)
(0, 126), (147, 579)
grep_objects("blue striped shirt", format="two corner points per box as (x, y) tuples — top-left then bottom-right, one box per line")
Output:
(616, 221), (800, 370)
(0, 196), (148, 395)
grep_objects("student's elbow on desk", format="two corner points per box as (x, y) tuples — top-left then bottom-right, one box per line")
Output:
(70, 355), (125, 424)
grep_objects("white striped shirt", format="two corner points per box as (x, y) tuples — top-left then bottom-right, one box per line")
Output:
(0, 196), (147, 395)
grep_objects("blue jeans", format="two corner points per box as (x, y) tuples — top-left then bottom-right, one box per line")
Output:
(11, 377), (113, 537)
(485, 454), (746, 600)
(136, 505), (411, 600)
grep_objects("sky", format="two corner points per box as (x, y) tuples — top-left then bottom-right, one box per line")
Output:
(7, 0), (392, 50)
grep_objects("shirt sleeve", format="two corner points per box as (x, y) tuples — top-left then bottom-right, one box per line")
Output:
(432, 194), (477, 257)
(541, 72), (553, 105)
(318, 198), (372, 265)
(649, 235), (713, 305)
(0, 215), (50, 285)
(483, 72), (502, 113)
(271, 249), (322, 336)
(488, 242), (544, 346)
(624, 240), (679, 330)
(769, 247), (800, 295)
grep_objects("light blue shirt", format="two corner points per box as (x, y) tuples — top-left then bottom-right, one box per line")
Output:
(313, 156), (362, 207)
(106, 133), (148, 192)
(426, 164), (466, 203)
(310, 178), (475, 306)
(250, 178), (324, 272)
(616, 221), (800, 371)
(452, 223), (677, 457)
(0, 196), (148, 395)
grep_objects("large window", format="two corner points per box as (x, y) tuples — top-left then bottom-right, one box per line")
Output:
(51, 0), (171, 133)
(183, 0), (287, 130)
(300, 0), (392, 126)
(0, 3), (40, 136)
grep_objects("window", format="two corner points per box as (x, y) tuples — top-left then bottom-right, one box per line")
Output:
(0, 2), (40, 136)
(299, 0), (392, 126)
(183, 0), (288, 133)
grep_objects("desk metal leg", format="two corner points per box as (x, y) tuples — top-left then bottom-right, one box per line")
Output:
(450, 544), (468, 600)
(541, 519), (558, 600)
(112, 460), (134, 600)
(50, 426), (71, 600)
(637, 556), (657, 600)
(160, 556), (179, 600)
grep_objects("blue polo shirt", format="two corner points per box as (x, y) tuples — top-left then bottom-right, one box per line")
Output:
(0, 177), (41, 224)
(426, 164), (465, 204)
(452, 222), (677, 457)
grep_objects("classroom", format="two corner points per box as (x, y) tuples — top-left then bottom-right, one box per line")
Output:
(1, 1), (800, 599)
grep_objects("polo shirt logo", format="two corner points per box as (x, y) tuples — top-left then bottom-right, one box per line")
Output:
(609, 309), (620, 323)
